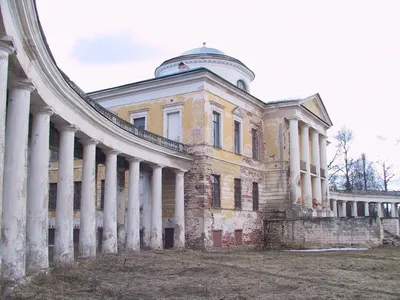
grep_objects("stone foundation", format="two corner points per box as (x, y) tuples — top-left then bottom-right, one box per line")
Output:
(381, 218), (399, 236)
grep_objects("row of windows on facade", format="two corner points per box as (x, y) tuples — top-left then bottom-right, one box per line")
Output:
(211, 175), (259, 211)
(213, 111), (260, 159)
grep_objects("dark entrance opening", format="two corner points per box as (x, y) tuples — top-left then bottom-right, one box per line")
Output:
(164, 228), (174, 249)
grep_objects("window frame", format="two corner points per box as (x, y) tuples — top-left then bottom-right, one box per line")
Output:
(211, 174), (221, 208)
(48, 182), (57, 210)
(237, 79), (247, 92)
(130, 109), (149, 130)
(163, 102), (183, 142)
(210, 101), (225, 149)
(252, 182), (259, 211)
(212, 111), (222, 148)
(73, 181), (82, 210)
(252, 128), (259, 160)
(233, 116), (243, 155)
(234, 178), (242, 209)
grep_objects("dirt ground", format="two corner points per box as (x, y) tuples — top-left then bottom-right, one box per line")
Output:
(5, 247), (400, 300)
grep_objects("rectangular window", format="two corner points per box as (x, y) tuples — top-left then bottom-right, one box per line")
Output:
(166, 111), (181, 141)
(133, 117), (146, 130)
(234, 178), (241, 209)
(212, 112), (221, 148)
(252, 128), (258, 160)
(211, 175), (221, 208)
(100, 180), (105, 209)
(234, 121), (241, 154)
(48, 183), (57, 210)
(252, 182), (259, 211)
(74, 181), (82, 210)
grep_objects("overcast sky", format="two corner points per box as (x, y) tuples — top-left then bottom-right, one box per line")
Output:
(36, 0), (400, 188)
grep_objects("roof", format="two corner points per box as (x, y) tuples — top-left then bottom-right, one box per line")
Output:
(180, 43), (225, 56)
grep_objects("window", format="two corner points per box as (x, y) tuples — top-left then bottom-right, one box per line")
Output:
(48, 183), (57, 210)
(133, 117), (146, 130)
(234, 121), (241, 154)
(74, 181), (82, 210)
(237, 80), (247, 92)
(165, 111), (181, 141)
(252, 182), (259, 211)
(100, 180), (105, 209)
(49, 150), (59, 162)
(48, 228), (55, 246)
(212, 112), (221, 148)
(252, 128), (258, 160)
(234, 178), (241, 209)
(211, 175), (220, 207)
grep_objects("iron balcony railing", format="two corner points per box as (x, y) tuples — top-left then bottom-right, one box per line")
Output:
(300, 160), (307, 171)
(310, 164), (317, 175)
(59, 70), (188, 153)
(320, 168), (326, 178)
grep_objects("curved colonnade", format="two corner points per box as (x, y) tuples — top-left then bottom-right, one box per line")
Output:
(0, 0), (192, 281)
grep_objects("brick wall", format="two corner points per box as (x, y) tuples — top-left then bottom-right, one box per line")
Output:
(265, 217), (383, 249)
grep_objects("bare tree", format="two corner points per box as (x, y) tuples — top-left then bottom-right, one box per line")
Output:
(350, 153), (380, 191)
(333, 126), (355, 191)
(377, 161), (396, 192)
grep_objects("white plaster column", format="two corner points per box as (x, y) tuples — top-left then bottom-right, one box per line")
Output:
(102, 149), (119, 254)
(340, 201), (347, 217)
(26, 106), (54, 270)
(54, 125), (78, 264)
(300, 123), (312, 208)
(364, 202), (370, 217)
(289, 118), (301, 205)
(79, 139), (98, 258)
(377, 203), (383, 218)
(117, 167), (126, 250)
(0, 39), (14, 251)
(126, 158), (142, 251)
(174, 170), (185, 249)
(142, 172), (152, 248)
(332, 199), (338, 217)
(319, 135), (328, 207)
(150, 165), (163, 249)
(395, 203), (399, 218)
(351, 201), (358, 217)
(1, 80), (34, 280)
(391, 203), (397, 218)
(311, 129), (322, 203)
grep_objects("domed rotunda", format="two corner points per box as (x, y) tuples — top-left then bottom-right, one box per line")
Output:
(154, 43), (255, 93)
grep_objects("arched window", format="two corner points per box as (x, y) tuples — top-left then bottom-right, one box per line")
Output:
(237, 80), (247, 92)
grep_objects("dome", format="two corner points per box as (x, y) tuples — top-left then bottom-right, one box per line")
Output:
(180, 42), (225, 56)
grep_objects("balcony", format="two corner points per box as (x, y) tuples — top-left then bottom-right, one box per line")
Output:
(320, 168), (326, 178)
(300, 160), (307, 172)
(310, 164), (317, 175)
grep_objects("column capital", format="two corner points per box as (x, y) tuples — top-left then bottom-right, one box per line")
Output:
(127, 157), (143, 163)
(150, 163), (164, 170)
(35, 106), (54, 116)
(287, 116), (300, 122)
(104, 148), (120, 156)
(9, 78), (35, 92)
(57, 124), (79, 133)
(80, 138), (99, 146)
(173, 168), (187, 175)
(300, 122), (310, 129)
(0, 35), (15, 54)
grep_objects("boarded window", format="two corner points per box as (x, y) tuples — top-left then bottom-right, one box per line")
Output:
(133, 117), (146, 130)
(253, 182), (259, 211)
(74, 181), (82, 210)
(252, 128), (258, 160)
(211, 175), (220, 207)
(234, 178), (241, 209)
(48, 183), (57, 210)
(100, 180), (105, 209)
(212, 111), (221, 147)
(164, 228), (174, 249)
(235, 229), (243, 246)
(166, 111), (181, 141)
(234, 121), (241, 154)
(212, 230), (222, 247)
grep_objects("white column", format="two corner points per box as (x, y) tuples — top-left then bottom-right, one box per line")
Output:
(117, 167), (126, 250)
(142, 172), (152, 248)
(395, 203), (399, 218)
(300, 123), (312, 208)
(351, 201), (358, 217)
(319, 135), (328, 207)
(126, 158), (141, 251)
(26, 106), (54, 270)
(289, 118), (301, 205)
(377, 203), (383, 218)
(332, 199), (337, 217)
(150, 165), (163, 249)
(340, 201), (347, 217)
(102, 149), (118, 254)
(364, 202), (370, 217)
(391, 203), (397, 218)
(79, 139), (98, 258)
(1, 80), (34, 280)
(54, 125), (78, 264)
(311, 130), (322, 203)
(174, 170), (185, 249)
(0, 39), (14, 253)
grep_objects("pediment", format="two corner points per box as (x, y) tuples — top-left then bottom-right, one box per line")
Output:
(232, 106), (246, 118)
(300, 93), (333, 127)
